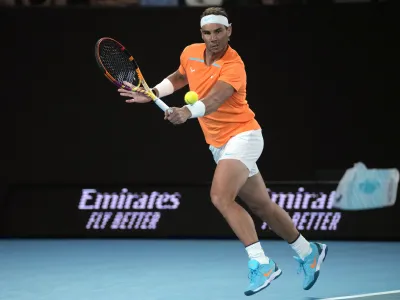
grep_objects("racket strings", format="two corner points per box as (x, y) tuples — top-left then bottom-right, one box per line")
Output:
(99, 41), (139, 86)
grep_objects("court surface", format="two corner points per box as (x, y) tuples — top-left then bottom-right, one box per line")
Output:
(0, 239), (399, 300)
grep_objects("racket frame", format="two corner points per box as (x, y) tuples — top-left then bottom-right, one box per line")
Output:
(95, 37), (170, 112)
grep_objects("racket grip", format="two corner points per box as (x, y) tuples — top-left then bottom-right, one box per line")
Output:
(154, 98), (170, 112)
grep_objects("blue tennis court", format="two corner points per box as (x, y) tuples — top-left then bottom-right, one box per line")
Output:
(1, 239), (399, 300)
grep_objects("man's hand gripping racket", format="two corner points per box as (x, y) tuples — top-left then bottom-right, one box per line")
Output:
(94, 37), (172, 114)
(118, 81), (152, 103)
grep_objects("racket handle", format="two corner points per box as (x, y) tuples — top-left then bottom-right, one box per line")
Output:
(154, 98), (170, 112)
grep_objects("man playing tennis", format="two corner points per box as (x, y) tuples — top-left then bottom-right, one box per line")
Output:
(118, 7), (328, 296)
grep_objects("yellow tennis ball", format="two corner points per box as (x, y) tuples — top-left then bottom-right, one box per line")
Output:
(184, 91), (198, 105)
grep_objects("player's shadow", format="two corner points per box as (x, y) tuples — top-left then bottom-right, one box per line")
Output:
(303, 297), (322, 300)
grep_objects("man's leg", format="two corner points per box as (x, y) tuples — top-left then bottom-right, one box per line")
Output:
(210, 159), (257, 246)
(210, 159), (282, 296)
(238, 171), (328, 290)
(238, 172), (303, 246)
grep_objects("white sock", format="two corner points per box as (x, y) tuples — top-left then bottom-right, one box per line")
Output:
(290, 234), (312, 260)
(245, 242), (270, 264)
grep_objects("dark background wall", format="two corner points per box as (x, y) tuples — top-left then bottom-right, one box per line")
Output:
(0, 3), (399, 239)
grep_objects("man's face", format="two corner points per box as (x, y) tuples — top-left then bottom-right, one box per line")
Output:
(201, 23), (231, 54)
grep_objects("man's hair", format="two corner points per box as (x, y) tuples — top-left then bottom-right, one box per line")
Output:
(200, 7), (228, 19)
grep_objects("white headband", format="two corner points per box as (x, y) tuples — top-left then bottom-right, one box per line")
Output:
(200, 14), (231, 28)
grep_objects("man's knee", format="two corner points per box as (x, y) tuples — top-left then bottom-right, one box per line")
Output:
(210, 190), (235, 213)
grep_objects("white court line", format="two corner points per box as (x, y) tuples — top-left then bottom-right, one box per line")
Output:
(321, 290), (400, 300)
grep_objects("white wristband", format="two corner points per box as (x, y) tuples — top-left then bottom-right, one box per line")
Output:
(185, 101), (206, 118)
(153, 78), (174, 98)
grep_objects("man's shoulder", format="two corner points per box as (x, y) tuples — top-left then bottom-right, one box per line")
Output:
(182, 43), (205, 55)
(221, 46), (244, 67)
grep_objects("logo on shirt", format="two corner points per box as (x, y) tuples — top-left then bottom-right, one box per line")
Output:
(190, 67), (195, 73)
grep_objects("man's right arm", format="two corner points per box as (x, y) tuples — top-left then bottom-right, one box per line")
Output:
(152, 70), (188, 98)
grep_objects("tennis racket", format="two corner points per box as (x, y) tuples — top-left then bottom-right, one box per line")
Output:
(94, 37), (170, 112)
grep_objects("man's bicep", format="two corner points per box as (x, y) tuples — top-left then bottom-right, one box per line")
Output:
(209, 80), (235, 101)
(200, 80), (235, 114)
(176, 69), (187, 81)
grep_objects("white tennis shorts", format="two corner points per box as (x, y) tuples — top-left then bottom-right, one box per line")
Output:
(209, 129), (264, 177)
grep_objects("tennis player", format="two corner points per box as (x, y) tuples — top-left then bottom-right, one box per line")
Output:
(118, 7), (328, 296)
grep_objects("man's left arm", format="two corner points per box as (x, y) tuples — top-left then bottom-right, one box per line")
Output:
(195, 80), (235, 116)
(166, 62), (244, 124)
